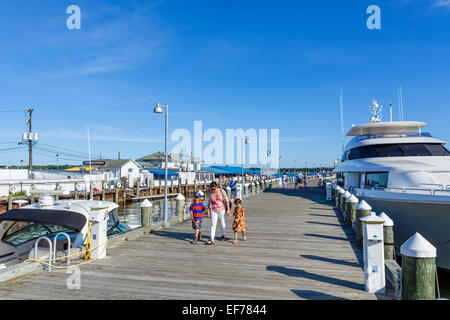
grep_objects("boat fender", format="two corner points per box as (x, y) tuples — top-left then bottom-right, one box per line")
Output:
(83, 222), (93, 260)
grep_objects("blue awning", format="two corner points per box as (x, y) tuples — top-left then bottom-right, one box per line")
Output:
(200, 166), (259, 175)
(149, 170), (179, 176)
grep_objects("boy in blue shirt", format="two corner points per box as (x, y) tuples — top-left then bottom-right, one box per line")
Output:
(189, 192), (206, 244)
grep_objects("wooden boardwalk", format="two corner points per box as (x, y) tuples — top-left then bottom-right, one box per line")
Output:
(0, 185), (393, 300)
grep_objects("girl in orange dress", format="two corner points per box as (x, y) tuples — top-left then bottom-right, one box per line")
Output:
(232, 198), (247, 244)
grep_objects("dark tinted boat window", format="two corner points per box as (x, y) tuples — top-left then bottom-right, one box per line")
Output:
(347, 143), (450, 160)
(3, 222), (74, 246)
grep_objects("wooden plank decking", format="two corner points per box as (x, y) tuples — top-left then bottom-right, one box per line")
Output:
(0, 186), (393, 300)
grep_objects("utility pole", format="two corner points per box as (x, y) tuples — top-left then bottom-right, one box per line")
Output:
(26, 109), (33, 176)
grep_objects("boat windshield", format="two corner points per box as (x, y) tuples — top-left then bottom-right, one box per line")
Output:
(2, 221), (75, 246)
(343, 143), (450, 161)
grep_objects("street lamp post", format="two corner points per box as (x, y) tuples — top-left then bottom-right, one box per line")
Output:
(278, 155), (282, 175)
(241, 137), (249, 198)
(56, 154), (59, 170)
(154, 102), (170, 228)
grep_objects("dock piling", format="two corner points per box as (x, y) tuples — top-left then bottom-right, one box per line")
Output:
(342, 191), (351, 221)
(346, 195), (358, 227)
(378, 212), (395, 260)
(400, 232), (437, 300)
(176, 194), (185, 223)
(337, 188), (345, 213)
(140, 199), (153, 234)
(355, 200), (372, 243)
(7, 185), (12, 210)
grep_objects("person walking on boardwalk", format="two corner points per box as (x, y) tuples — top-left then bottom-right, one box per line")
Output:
(189, 192), (207, 244)
(228, 179), (238, 198)
(296, 171), (304, 189)
(232, 198), (247, 244)
(282, 173), (288, 188)
(206, 181), (231, 245)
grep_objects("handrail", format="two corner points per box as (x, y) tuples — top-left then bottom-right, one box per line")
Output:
(404, 188), (432, 195)
(419, 183), (444, 189)
(53, 232), (71, 266)
(433, 189), (450, 196)
(34, 236), (53, 272)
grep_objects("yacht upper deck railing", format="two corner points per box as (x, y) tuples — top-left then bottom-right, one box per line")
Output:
(349, 132), (432, 144)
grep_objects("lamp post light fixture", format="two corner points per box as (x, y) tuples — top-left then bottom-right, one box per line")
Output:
(153, 102), (170, 228)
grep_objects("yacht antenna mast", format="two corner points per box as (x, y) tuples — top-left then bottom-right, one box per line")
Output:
(398, 86), (404, 121)
(339, 89), (345, 154)
(370, 100), (382, 123)
(389, 101), (392, 122)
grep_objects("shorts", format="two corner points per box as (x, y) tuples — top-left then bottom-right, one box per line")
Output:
(192, 220), (202, 230)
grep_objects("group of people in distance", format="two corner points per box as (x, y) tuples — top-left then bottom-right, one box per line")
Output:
(189, 181), (247, 245)
(281, 172), (308, 189)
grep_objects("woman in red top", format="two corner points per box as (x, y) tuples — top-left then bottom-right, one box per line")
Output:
(206, 181), (230, 244)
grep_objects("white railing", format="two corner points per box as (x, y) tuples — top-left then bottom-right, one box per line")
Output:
(364, 186), (450, 197)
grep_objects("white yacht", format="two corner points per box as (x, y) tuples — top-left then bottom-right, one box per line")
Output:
(334, 101), (450, 270)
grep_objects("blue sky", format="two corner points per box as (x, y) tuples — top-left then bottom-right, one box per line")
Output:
(0, 0), (450, 168)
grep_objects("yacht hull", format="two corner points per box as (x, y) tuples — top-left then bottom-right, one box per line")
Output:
(357, 194), (450, 271)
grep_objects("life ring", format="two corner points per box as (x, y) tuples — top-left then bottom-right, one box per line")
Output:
(9, 185), (15, 193)
(116, 181), (122, 188)
(103, 182), (108, 189)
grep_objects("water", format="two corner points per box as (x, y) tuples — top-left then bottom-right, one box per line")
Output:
(117, 197), (194, 229)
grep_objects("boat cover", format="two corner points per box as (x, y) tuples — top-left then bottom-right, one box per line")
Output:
(0, 209), (87, 232)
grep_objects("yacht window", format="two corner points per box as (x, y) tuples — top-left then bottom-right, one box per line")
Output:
(348, 143), (450, 160)
(2, 222), (74, 246)
(365, 172), (388, 189)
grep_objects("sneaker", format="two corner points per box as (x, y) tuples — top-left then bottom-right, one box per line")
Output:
(192, 239), (198, 244)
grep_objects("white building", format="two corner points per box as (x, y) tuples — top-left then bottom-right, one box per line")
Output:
(91, 159), (143, 186)
(136, 152), (202, 171)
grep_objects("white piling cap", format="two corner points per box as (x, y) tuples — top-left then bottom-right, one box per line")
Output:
(140, 199), (153, 208)
(13, 199), (29, 205)
(400, 232), (437, 258)
(347, 194), (358, 203)
(176, 194), (185, 201)
(356, 200), (372, 211)
(378, 212), (394, 227)
(360, 211), (385, 224)
(343, 191), (351, 198)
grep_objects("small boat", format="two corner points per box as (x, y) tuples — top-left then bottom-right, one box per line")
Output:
(0, 191), (127, 267)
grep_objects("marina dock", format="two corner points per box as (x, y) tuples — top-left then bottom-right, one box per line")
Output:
(0, 185), (394, 300)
